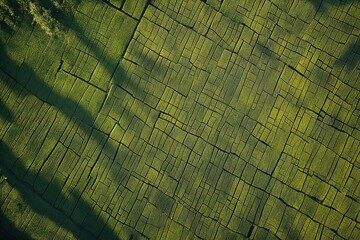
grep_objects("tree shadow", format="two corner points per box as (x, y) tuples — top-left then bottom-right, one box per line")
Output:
(0, 45), (96, 126)
(306, 0), (358, 14)
(0, 5), (115, 240)
(336, 39), (360, 71)
(0, 0), (147, 128)
(0, 209), (32, 240)
(2, 0), (285, 238)
(0, 140), (121, 239)
(0, 101), (13, 122)
(0, 20), (16, 36)
(0, 1), (163, 239)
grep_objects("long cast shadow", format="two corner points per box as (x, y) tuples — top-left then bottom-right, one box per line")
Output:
(0, 0), (158, 239)
(0, 44), (96, 126)
(336, 39), (360, 71)
(0, 101), (13, 122)
(0, 4), (119, 239)
(0, 209), (31, 240)
(0, 43), (121, 240)
(0, 140), (120, 240)
(306, 0), (358, 14)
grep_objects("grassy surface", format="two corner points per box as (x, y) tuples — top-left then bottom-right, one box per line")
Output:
(0, 0), (359, 239)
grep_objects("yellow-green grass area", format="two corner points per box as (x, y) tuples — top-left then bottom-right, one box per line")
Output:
(0, 0), (359, 239)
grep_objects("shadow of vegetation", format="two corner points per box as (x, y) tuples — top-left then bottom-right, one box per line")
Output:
(0, 210), (31, 240)
(336, 39), (360, 71)
(55, 1), (142, 92)
(0, 20), (16, 36)
(0, 0), (143, 146)
(0, 45), (96, 126)
(1, 1), (282, 238)
(0, 0), (157, 239)
(0, 101), (13, 122)
(0, 140), (119, 239)
(306, 0), (358, 14)
(0, 48), (122, 240)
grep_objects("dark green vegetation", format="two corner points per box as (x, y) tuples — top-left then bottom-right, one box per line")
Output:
(0, 0), (66, 36)
(0, 0), (359, 239)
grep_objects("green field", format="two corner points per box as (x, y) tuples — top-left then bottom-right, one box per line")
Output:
(0, 0), (359, 239)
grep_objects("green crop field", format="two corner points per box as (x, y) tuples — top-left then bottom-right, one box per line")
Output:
(0, 0), (359, 239)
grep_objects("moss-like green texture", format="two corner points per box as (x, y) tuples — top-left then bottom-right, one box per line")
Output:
(0, 0), (359, 239)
